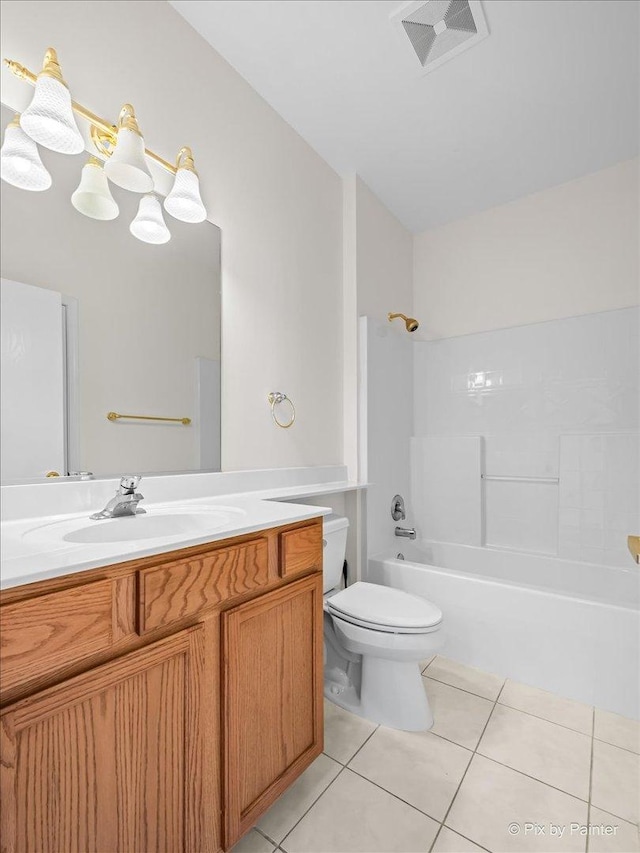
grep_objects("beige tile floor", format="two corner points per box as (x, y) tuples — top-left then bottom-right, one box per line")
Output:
(233, 656), (640, 853)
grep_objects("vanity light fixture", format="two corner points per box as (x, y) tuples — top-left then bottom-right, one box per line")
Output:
(18, 48), (84, 155)
(0, 114), (52, 191)
(71, 156), (119, 221)
(164, 147), (207, 223)
(2, 47), (208, 244)
(130, 193), (171, 244)
(103, 104), (153, 193)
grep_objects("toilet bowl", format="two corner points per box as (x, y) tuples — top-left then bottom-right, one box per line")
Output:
(323, 515), (443, 731)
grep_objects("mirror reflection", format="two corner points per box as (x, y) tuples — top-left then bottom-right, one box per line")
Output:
(0, 103), (221, 481)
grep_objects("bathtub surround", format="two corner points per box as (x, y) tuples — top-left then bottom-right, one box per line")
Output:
(361, 308), (639, 566)
(411, 436), (482, 547)
(558, 434), (639, 567)
(361, 309), (639, 716)
(412, 307), (639, 567)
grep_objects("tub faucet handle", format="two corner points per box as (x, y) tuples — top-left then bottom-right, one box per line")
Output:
(391, 494), (406, 522)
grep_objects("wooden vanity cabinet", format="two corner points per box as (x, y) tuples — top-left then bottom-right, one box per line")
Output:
(1, 628), (208, 853)
(223, 573), (323, 844)
(0, 517), (324, 853)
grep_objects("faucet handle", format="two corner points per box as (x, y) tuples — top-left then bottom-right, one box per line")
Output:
(119, 475), (142, 493)
(391, 494), (406, 522)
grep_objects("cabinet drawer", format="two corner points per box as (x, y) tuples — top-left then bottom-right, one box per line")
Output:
(279, 522), (323, 578)
(139, 537), (270, 633)
(0, 579), (115, 693)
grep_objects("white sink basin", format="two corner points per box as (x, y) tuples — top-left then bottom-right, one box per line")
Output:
(23, 506), (246, 546)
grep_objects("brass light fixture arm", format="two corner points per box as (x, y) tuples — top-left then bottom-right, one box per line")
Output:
(176, 146), (198, 174)
(4, 56), (181, 176)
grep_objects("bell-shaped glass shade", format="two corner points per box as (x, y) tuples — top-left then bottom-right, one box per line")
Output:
(1, 121), (52, 191)
(164, 168), (207, 223)
(20, 75), (84, 155)
(71, 158), (119, 220)
(130, 194), (171, 244)
(104, 127), (153, 193)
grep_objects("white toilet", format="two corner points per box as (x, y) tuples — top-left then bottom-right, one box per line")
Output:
(323, 514), (443, 731)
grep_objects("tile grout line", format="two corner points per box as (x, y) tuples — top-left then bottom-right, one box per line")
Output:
(425, 694), (597, 801)
(341, 723), (380, 765)
(323, 722), (380, 769)
(259, 667), (635, 852)
(277, 725), (380, 852)
(428, 678), (507, 853)
(586, 706), (596, 853)
(280, 718), (488, 851)
(423, 672), (501, 702)
(345, 765), (447, 827)
(592, 735), (640, 756)
(424, 676), (600, 803)
(346, 708), (592, 831)
(423, 674), (640, 814)
(254, 826), (279, 847)
(471, 679), (597, 806)
(467, 752), (592, 805)
(425, 659), (634, 748)
(425, 658), (640, 742)
(582, 803), (640, 831)
(494, 700), (594, 737)
(319, 705), (610, 848)
(277, 765), (348, 853)
(424, 673), (598, 738)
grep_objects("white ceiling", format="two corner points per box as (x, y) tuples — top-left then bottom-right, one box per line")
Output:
(170, 0), (639, 233)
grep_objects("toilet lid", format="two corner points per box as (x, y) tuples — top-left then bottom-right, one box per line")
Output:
(327, 582), (442, 632)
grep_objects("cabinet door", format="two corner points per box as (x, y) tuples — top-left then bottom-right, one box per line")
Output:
(222, 573), (323, 847)
(0, 626), (212, 853)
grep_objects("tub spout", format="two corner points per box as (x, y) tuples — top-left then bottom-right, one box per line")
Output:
(395, 526), (416, 539)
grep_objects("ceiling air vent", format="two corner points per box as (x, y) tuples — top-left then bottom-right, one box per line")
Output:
(391, 0), (488, 75)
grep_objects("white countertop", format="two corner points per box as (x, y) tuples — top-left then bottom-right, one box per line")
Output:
(0, 493), (333, 590)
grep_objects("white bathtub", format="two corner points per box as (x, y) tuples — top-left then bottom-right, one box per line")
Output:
(367, 541), (640, 719)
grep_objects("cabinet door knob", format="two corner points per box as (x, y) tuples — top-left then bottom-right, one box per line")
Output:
(45, 471), (60, 477)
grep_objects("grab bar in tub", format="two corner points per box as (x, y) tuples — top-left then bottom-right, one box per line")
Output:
(481, 475), (559, 484)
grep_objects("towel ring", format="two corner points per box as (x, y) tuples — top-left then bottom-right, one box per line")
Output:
(268, 392), (296, 429)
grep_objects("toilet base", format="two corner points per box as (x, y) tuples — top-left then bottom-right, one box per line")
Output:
(362, 657), (434, 731)
(324, 657), (434, 732)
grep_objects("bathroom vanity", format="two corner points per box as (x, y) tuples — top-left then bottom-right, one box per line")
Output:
(0, 514), (324, 852)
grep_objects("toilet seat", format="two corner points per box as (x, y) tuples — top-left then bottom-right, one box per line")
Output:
(326, 582), (442, 635)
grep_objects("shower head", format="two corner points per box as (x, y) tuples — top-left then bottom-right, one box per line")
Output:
(388, 312), (420, 333)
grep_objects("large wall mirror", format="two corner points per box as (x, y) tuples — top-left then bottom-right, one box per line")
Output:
(0, 103), (221, 482)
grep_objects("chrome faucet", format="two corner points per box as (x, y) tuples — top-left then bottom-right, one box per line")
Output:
(90, 475), (146, 520)
(395, 526), (416, 540)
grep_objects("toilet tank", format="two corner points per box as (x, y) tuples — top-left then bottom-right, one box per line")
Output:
(322, 514), (349, 593)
